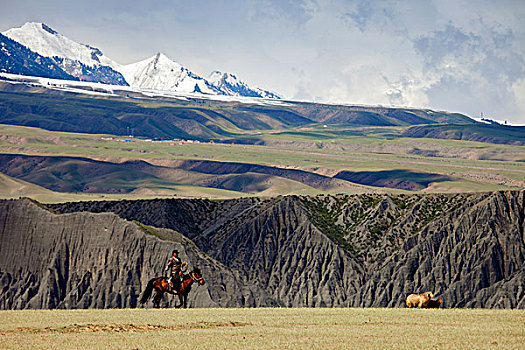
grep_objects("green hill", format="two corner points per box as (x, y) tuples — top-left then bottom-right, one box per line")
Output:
(0, 84), (475, 140)
(402, 123), (525, 146)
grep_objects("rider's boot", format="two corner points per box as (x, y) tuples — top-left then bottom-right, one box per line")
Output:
(173, 276), (181, 291)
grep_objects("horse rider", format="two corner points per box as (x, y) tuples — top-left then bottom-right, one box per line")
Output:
(165, 249), (183, 290)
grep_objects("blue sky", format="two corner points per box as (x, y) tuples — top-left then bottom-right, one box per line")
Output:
(1, 0), (524, 124)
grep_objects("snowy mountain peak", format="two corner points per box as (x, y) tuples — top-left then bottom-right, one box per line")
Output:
(2, 22), (281, 98)
(120, 52), (217, 94)
(151, 52), (180, 69)
(208, 70), (281, 99)
(2, 22), (127, 85)
(40, 23), (58, 35)
(16, 22), (52, 34)
(3, 22), (119, 70)
(154, 52), (168, 60)
(0, 31), (77, 81)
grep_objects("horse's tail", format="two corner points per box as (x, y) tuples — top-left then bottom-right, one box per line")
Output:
(140, 278), (156, 304)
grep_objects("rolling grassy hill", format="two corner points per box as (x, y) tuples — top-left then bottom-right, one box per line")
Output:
(0, 153), (373, 196)
(0, 82), (476, 141)
(403, 123), (525, 145)
(0, 123), (523, 200)
(0, 80), (524, 199)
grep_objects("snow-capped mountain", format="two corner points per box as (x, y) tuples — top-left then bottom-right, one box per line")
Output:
(208, 71), (281, 99)
(3, 22), (127, 85)
(120, 53), (219, 94)
(1, 22), (281, 98)
(0, 33), (77, 80)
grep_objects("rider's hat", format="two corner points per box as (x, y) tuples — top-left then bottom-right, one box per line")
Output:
(172, 249), (179, 255)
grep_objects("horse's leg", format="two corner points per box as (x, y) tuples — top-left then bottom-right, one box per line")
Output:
(184, 294), (188, 308)
(160, 291), (165, 308)
(154, 291), (163, 308)
(175, 295), (183, 308)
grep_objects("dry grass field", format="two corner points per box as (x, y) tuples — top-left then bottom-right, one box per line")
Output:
(1, 308), (524, 349)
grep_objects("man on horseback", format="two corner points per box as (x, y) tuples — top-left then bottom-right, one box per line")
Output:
(165, 249), (183, 291)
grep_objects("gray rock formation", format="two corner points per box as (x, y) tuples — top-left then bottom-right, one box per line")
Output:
(1, 191), (524, 309)
(0, 198), (266, 309)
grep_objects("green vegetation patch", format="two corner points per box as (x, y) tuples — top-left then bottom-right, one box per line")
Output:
(302, 195), (361, 257)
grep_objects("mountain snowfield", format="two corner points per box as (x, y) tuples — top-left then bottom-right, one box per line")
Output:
(2, 22), (280, 98)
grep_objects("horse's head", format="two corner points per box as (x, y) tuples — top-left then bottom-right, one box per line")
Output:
(190, 268), (205, 285)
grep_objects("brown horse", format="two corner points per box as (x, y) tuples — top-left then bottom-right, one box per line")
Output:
(140, 268), (205, 308)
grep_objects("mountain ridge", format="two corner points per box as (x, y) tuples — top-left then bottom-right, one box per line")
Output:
(120, 52), (220, 94)
(1, 191), (524, 309)
(2, 22), (279, 98)
(52, 191), (524, 308)
(3, 22), (127, 85)
(208, 71), (281, 99)
(0, 33), (77, 81)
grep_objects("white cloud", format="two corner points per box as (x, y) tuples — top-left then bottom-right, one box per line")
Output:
(512, 79), (525, 124)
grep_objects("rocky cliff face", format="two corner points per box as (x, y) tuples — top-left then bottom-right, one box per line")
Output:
(2, 191), (524, 309)
(0, 198), (266, 309)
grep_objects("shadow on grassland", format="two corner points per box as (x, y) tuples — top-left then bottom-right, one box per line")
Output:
(334, 169), (453, 190)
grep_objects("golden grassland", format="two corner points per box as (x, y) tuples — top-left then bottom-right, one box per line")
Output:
(0, 308), (524, 349)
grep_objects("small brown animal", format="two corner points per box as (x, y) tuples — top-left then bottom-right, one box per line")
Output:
(425, 298), (442, 308)
(406, 292), (433, 308)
